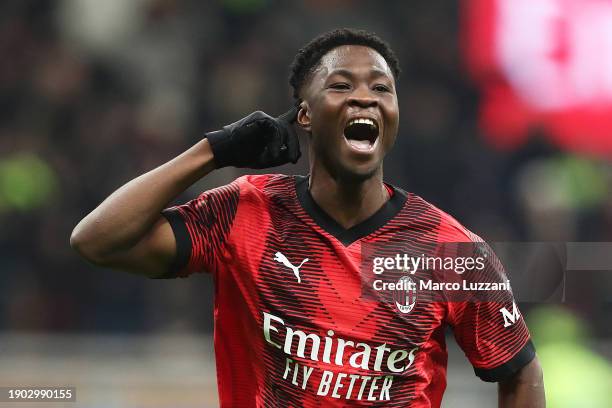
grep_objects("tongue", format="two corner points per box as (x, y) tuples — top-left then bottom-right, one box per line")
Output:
(348, 139), (372, 151)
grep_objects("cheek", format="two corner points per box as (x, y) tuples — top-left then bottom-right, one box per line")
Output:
(383, 100), (400, 132)
(311, 97), (342, 131)
(389, 113), (399, 135)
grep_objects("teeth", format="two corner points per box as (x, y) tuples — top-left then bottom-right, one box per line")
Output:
(348, 118), (377, 128)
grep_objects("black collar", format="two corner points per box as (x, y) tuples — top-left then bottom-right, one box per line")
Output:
(295, 175), (407, 246)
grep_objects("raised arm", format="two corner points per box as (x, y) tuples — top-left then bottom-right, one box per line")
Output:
(498, 356), (545, 408)
(70, 139), (216, 277)
(70, 108), (299, 278)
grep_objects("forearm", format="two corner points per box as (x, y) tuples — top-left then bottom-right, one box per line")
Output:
(70, 139), (215, 262)
(498, 358), (545, 408)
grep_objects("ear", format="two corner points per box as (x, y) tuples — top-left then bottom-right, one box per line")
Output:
(297, 101), (312, 133)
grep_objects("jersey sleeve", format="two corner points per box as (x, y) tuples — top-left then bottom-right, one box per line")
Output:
(158, 180), (241, 278)
(446, 240), (535, 382)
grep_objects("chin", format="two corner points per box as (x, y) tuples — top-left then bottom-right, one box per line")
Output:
(335, 161), (381, 183)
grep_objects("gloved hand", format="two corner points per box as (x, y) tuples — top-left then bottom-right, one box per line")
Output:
(205, 106), (301, 169)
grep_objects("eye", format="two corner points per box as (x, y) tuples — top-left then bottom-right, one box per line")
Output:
(373, 84), (391, 93)
(329, 82), (351, 90)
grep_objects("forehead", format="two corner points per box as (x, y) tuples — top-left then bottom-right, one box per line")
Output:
(315, 45), (393, 80)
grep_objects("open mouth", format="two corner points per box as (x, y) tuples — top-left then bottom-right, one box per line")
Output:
(343, 118), (379, 152)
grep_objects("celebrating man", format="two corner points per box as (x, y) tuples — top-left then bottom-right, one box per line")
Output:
(71, 29), (545, 407)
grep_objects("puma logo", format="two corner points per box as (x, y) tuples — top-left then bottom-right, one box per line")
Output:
(274, 252), (309, 283)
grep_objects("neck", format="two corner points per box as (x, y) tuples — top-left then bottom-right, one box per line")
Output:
(309, 165), (389, 229)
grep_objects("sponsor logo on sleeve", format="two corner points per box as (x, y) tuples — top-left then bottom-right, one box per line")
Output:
(499, 301), (521, 328)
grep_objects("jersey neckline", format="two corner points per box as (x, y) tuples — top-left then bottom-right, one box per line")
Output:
(294, 175), (407, 246)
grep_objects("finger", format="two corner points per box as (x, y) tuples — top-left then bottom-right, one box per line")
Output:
(275, 105), (299, 125)
(284, 122), (301, 163)
(258, 118), (284, 164)
(275, 106), (301, 164)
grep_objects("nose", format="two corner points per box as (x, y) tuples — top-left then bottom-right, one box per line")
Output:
(347, 85), (378, 108)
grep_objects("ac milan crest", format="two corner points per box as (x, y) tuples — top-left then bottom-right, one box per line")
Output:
(394, 276), (417, 314)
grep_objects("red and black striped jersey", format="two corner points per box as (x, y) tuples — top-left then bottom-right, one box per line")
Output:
(161, 174), (534, 407)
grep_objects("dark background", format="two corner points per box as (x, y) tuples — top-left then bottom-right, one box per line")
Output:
(0, 0), (610, 405)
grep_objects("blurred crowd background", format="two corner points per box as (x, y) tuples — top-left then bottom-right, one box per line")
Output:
(0, 0), (610, 406)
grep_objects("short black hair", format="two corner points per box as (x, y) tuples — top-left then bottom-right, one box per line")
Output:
(289, 28), (401, 100)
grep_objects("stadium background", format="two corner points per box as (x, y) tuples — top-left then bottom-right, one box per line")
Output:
(0, 0), (610, 406)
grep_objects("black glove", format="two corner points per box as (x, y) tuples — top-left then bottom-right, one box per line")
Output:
(205, 107), (301, 169)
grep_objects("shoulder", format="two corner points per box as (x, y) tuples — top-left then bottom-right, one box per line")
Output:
(233, 173), (296, 195)
(401, 191), (483, 243)
(230, 174), (299, 209)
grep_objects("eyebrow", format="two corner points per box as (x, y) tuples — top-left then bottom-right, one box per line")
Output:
(327, 68), (392, 80)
